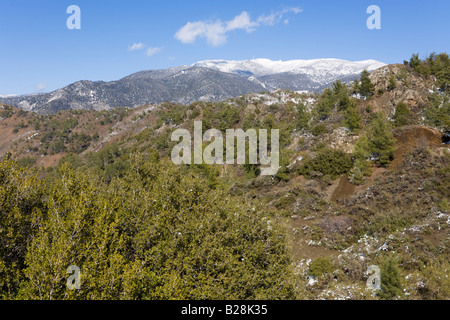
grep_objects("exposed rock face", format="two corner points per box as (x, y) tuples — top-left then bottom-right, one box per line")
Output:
(327, 127), (361, 154)
(368, 64), (433, 115)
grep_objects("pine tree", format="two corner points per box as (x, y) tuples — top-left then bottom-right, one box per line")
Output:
(349, 134), (372, 184)
(359, 69), (375, 98)
(332, 79), (347, 97)
(353, 134), (371, 160)
(343, 100), (362, 133)
(349, 158), (371, 185)
(366, 113), (396, 166)
(350, 113), (395, 169)
(432, 53), (450, 92)
(351, 79), (360, 95)
(295, 102), (311, 131)
(393, 102), (410, 126)
(424, 92), (450, 129)
(314, 88), (335, 120)
(379, 257), (403, 299)
(409, 53), (421, 70)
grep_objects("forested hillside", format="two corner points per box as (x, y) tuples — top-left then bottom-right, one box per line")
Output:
(0, 53), (449, 300)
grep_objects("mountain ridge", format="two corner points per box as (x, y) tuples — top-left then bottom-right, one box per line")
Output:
(0, 58), (386, 114)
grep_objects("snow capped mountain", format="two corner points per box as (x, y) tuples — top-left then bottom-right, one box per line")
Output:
(0, 58), (386, 114)
(193, 58), (386, 84)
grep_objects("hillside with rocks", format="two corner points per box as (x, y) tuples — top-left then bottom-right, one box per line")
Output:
(0, 53), (448, 300)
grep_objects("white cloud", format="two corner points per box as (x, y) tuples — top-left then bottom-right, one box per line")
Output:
(127, 43), (162, 57)
(226, 11), (257, 32)
(128, 42), (144, 51)
(146, 47), (162, 57)
(35, 82), (47, 92)
(257, 7), (302, 26)
(175, 7), (302, 47)
(175, 21), (225, 46)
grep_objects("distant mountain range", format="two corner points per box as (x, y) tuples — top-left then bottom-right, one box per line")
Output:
(0, 58), (385, 114)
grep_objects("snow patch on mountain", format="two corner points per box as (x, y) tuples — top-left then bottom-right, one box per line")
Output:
(1, 57), (387, 114)
(193, 58), (386, 84)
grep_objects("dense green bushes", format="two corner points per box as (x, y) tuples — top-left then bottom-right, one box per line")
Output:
(410, 52), (450, 130)
(156, 103), (187, 126)
(353, 113), (395, 167)
(348, 113), (396, 184)
(299, 148), (352, 179)
(424, 93), (450, 130)
(0, 156), (297, 300)
(308, 257), (334, 278)
(410, 52), (450, 92)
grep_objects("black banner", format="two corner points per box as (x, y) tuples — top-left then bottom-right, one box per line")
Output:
(0, 300), (440, 319)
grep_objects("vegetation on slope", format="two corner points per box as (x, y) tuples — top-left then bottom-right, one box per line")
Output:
(0, 53), (449, 300)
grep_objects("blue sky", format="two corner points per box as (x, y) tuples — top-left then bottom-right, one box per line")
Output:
(1, 0), (449, 95)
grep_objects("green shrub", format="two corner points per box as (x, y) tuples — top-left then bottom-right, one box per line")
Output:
(16, 157), (37, 168)
(379, 257), (403, 300)
(357, 113), (395, 166)
(314, 88), (335, 120)
(188, 108), (201, 120)
(312, 123), (327, 136)
(365, 211), (413, 236)
(243, 163), (260, 179)
(299, 148), (352, 179)
(343, 100), (362, 133)
(393, 102), (411, 126)
(387, 75), (397, 91)
(424, 93), (450, 129)
(439, 198), (449, 211)
(410, 52), (450, 92)
(349, 158), (372, 185)
(295, 103), (310, 131)
(359, 69), (375, 97)
(309, 257), (334, 278)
